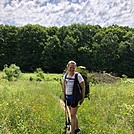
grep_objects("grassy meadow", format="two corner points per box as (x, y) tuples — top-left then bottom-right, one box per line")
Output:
(0, 72), (133, 134)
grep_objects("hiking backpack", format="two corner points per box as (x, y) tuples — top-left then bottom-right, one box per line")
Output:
(76, 66), (90, 99)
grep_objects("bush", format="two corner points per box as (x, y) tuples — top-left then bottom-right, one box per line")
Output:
(3, 64), (21, 81)
(35, 68), (45, 81)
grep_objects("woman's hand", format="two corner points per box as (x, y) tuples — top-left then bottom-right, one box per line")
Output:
(79, 98), (84, 105)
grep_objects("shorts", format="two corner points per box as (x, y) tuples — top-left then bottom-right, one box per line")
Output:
(66, 95), (78, 108)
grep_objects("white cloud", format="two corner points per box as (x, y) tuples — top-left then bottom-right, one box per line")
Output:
(0, 0), (134, 27)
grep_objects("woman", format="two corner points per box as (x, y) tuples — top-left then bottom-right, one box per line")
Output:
(63, 60), (85, 134)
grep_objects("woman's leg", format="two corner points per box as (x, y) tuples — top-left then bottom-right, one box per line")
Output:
(75, 116), (79, 130)
(70, 106), (78, 134)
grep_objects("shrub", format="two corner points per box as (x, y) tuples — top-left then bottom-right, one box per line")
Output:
(35, 68), (45, 81)
(3, 64), (21, 81)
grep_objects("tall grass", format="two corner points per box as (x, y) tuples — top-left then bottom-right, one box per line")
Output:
(0, 73), (133, 134)
(0, 78), (64, 134)
(78, 82), (134, 134)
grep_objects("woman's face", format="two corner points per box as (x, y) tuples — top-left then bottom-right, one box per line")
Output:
(67, 63), (76, 72)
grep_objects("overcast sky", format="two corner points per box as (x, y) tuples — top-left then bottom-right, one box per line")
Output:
(0, 0), (134, 28)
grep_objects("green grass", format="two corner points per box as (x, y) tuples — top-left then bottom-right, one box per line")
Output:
(0, 72), (134, 134)
(0, 78), (64, 134)
(78, 82), (134, 134)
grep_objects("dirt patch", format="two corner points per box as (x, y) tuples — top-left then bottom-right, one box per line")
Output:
(89, 72), (120, 84)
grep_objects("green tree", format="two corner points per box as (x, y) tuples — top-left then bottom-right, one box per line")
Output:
(0, 25), (19, 69)
(117, 31), (134, 77)
(78, 46), (92, 69)
(46, 26), (59, 36)
(42, 35), (62, 72)
(17, 24), (48, 72)
(62, 35), (77, 62)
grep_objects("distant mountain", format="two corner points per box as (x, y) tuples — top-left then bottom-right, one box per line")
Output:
(0, 0), (134, 28)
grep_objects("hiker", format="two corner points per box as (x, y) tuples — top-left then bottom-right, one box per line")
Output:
(63, 60), (85, 134)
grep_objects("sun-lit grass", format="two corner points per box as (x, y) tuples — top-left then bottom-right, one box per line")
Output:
(0, 78), (64, 134)
(0, 72), (133, 134)
(19, 73), (63, 81)
(78, 82), (134, 134)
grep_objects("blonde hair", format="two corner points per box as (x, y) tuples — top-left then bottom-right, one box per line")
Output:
(67, 60), (76, 67)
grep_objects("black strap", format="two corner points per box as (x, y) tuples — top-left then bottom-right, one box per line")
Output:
(75, 73), (79, 83)
(65, 72), (68, 79)
(65, 72), (75, 84)
(75, 73), (82, 91)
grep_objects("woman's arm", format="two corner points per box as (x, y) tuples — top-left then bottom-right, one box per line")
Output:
(80, 81), (85, 99)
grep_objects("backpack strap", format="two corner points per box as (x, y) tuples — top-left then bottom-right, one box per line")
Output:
(75, 73), (79, 83)
(75, 73), (82, 91)
(65, 72), (68, 80)
(64, 72), (75, 84)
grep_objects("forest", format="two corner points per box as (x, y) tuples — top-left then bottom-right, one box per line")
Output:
(0, 24), (134, 77)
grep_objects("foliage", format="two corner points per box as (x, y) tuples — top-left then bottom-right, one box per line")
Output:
(0, 73), (133, 133)
(35, 68), (45, 81)
(0, 24), (134, 77)
(78, 82), (134, 134)
(3, 64), (21, 81)
(0, 78), (64, 134)
(0, 25), (19, 69)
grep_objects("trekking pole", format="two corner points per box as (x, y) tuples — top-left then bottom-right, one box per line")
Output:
(60, 78), (71, 134)
(60, 78), (67, 133)
(64, 100), (67, 134)
(64, 100), (71, 134)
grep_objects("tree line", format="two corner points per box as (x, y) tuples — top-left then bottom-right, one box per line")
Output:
(0, 24), (134, 77)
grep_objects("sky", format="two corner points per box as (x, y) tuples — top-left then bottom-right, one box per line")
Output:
(0, 0), (134, 28)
